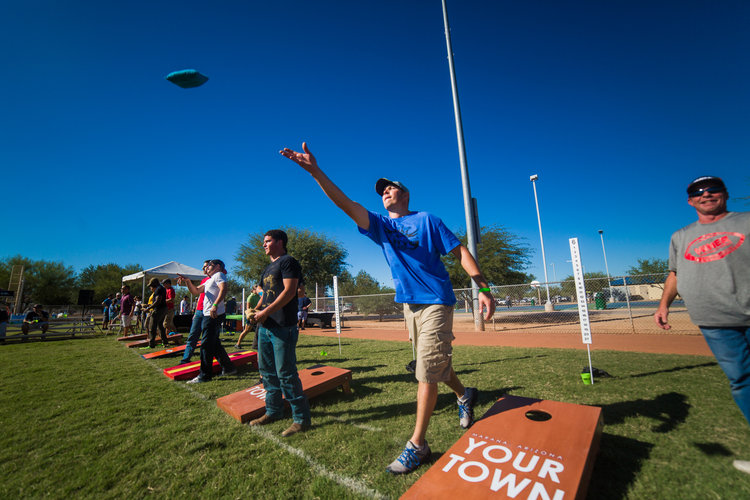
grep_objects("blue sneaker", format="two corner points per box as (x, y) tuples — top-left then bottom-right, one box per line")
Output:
(458, 387), (478, 429)
(386, 440), (431, 474)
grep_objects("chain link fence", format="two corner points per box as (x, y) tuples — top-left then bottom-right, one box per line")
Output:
(14, 273), (698, 336)
(308, 273), (700, 335)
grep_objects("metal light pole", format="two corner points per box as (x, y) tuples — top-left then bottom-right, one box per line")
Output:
(442, 0), (483, 331)
(549, 262), (557, 282)
(598, 230), (614, 303)
(530, 175), (554, 311)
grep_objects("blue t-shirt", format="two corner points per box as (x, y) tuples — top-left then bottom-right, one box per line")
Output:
(359, 210), (460, 305)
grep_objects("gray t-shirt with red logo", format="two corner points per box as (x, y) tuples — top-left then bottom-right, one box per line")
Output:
(669, 211), (750, 326)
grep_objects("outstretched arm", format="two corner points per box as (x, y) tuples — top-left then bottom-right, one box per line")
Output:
(280, 142), (370, 231)
(451, 245), (495, 321)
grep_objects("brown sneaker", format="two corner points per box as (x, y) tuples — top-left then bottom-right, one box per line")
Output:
(249, 414), (277, 426)
(281, 422), (310, 437)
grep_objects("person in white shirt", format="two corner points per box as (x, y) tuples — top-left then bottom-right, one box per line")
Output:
(178, 259), (236, 383)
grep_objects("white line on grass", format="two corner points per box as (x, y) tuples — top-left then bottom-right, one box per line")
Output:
(138, 354), (388, 499)
(329, 415), (383, 432)
(248, 424), (389, 500)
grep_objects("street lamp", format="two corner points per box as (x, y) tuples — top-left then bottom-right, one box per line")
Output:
(598, 230), (614, 303)
(530, 174), (554, 311)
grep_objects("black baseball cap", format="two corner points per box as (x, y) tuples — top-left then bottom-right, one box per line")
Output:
(686, 176), (726, 195)
(375, 178), (409, 196)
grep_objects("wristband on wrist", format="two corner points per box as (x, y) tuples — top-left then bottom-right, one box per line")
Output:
(211, 304), (218, 309)
(478, 287), (491, 293)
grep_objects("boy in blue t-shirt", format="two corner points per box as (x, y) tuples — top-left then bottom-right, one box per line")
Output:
(281, 142), (495, 474)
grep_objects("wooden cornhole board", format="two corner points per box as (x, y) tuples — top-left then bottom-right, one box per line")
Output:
(401, 395), (603, 500)
(216, 365), (352, 423)
(163, 350), (258, 380)
(141, 341), (202, 360)
(127, 333), (182, 348)
(117, 333), (147, 341)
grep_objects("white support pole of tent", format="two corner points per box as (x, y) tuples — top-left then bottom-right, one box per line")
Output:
(333, 276), (342, 355)
(569, 238), (594, 384)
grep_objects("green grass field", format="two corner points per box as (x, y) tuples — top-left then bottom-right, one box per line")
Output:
(2, 333), (750, 499)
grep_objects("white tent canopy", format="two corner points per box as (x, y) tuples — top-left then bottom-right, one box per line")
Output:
(122, 261), (205, 299)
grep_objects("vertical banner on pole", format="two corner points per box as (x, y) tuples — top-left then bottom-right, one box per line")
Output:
(569, 238), (595, 383)
(333, 276), (342, 354)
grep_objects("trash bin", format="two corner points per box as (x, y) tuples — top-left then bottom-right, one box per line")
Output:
(594, 292), (606, 310)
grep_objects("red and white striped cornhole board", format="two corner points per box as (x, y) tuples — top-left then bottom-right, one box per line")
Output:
(216, 365), (352, 423)
(401, 395), (603, 500)
(162, 350), (258, 381)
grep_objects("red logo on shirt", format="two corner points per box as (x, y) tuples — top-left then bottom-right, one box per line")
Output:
(685, 232), (745, 262)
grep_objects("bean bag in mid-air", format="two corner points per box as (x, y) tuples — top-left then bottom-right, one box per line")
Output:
(165, 69), (209, 88)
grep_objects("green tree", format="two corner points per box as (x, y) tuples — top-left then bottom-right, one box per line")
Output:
(441, 225), (533, 309)
(0, 255), (77, 306)
(442, 225), (533, 288)
(78, 263), (142, 303)
(338, 270), (399, 321)
(235, 227), (348, 294)
(626, 258), (669, 275)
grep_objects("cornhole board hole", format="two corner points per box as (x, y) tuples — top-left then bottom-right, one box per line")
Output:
(127, 333), (183, 348)
(216, 365), (352, 423)
(117, 333), (147, 341)
(163, 350), (258, 381)
(401, 395), (603, 500)
(141, 341), (202, 360)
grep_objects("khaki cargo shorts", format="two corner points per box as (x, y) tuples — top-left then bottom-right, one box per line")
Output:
(403, 303), (454, 383)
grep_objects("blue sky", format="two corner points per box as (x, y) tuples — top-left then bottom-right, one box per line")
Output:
(2, 1), (748, 288)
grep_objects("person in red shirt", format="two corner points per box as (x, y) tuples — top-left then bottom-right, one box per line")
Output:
(162, 279), (177, 334)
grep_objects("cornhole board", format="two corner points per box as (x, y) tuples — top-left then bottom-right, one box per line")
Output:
(127, 333), (183, 348)
(117, 333), (147, 341)
(401, 395), (603, 500)
(163, 350), (258, 381)
(216, 365), (352, 423)
(141, 341), (202, 360)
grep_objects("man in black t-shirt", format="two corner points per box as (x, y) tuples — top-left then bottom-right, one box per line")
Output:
(297, 287), (312, 330)
(249, 229), (311, 437)
(143, 278), (168, 348)
(22, 304), (50, 336)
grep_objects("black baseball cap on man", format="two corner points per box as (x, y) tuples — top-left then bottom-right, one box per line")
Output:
(686, 176), (726, 195)
(375, 178), (409, 196)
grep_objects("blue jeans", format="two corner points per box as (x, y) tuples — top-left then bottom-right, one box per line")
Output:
(181, 311), (203, 362)
(257, 324), (310, 425)
(198, 313), (233, 380)
(700, 326), (750, 425)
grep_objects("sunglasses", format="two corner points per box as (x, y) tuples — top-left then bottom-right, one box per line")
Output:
(688, 186), (724, 198)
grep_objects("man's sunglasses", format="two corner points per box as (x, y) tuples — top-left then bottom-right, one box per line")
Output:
(688, 186), (725, 198)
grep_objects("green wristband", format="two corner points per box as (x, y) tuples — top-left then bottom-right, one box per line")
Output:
(478, 287), (491, 293)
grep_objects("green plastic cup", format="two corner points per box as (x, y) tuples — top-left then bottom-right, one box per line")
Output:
(581, 372), (592, 385)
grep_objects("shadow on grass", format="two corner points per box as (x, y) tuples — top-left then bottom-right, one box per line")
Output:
(600, 392), (690, 433)
(588, 433), (653, 499)
(694, 442), (733, 456)
(297, 342), (354, 349)
(455, 354), (548, 368)
(626, 361), (717, 379)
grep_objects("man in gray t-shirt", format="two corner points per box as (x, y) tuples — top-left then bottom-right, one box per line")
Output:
(655, 176), (750, 474)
